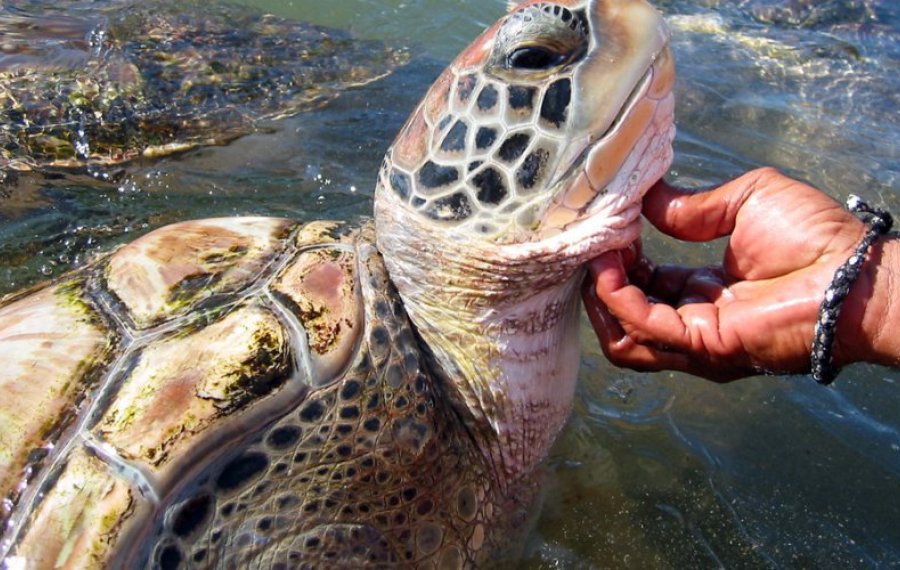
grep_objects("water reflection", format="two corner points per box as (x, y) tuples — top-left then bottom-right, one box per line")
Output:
(542, 0), (899, 566)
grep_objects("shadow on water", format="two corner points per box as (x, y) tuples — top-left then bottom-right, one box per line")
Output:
(0, 0), (898, 567)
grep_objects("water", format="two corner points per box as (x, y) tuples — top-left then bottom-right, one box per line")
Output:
(1, 0), (898, 567)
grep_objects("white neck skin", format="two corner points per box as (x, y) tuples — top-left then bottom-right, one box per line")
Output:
(375, 74), (674, 486)
(374, 195), (591, 484)
(474, 276), (584, 480)
(374, 87), (676, 484)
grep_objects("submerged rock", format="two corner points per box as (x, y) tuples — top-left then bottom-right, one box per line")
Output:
(0, 0), (407, 173)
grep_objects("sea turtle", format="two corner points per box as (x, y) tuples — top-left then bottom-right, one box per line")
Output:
(0, 0), (405, 176)
(0, 0), (674, 567)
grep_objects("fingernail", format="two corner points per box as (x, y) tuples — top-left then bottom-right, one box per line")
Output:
(587, 252), (617, 279)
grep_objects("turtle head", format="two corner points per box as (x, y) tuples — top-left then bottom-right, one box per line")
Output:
(376, 0), (674, 258)
(374, 0), (674, 475)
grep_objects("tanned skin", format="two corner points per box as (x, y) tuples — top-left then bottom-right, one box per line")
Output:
(583, 167), (900, 382)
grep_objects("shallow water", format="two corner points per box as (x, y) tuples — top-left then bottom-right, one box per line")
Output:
(1, 0), (898, 567)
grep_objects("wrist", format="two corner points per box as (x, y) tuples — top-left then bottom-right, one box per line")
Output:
(836, 236), (900, 368)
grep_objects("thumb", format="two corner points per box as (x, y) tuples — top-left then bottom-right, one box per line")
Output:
(643, 169), (779, 242)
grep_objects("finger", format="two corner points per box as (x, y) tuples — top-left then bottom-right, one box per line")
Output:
(631, 263), (727, 305)
(643, 169), (784, 242)
(581, 279), (694, 373)
(619, 239), (642, 270)
(624, 254), (656, 290)
(581, 276), (626, 349)
(676, 266), (733, 306)
(587, 250), (628, 293)
(641, 263), (694, 303)
(583, 276), (751, 382)
(599, 329), (695, 373)
(588, 257), (694, 351)
(588, 248), (658, 294)
(588, 307), (752, 382)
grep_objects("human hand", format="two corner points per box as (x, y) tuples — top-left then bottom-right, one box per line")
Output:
(582, 167), (876, 382)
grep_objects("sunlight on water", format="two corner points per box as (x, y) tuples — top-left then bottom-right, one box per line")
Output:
(0, 0), (897, 566)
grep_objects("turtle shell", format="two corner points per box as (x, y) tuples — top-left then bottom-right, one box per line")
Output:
(0, 218), (499, 568)
(0, 0), (406, 172)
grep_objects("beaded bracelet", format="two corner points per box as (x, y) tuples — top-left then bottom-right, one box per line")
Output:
(810, 195), (894, 385)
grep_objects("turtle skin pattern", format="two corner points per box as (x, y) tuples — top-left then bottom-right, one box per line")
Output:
(0, 219), (519, 568)
(0, 1), (678, 566)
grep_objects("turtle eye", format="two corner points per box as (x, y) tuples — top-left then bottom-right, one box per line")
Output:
(507, 46), (566, 70)
(490, 3), (589, 77)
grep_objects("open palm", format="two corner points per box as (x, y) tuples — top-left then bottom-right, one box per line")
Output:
(584, 168), (868, 381)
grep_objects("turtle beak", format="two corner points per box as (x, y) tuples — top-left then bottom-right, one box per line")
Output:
(578, 44), (674, 198)
(550, 0), (671, 181)
(572, 0), (671, 140)
(535, 0), (673, 238)
(536, 48), (674, 239)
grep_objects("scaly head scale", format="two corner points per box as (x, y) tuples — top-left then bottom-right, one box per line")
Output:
(375, 0), (676, 477)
